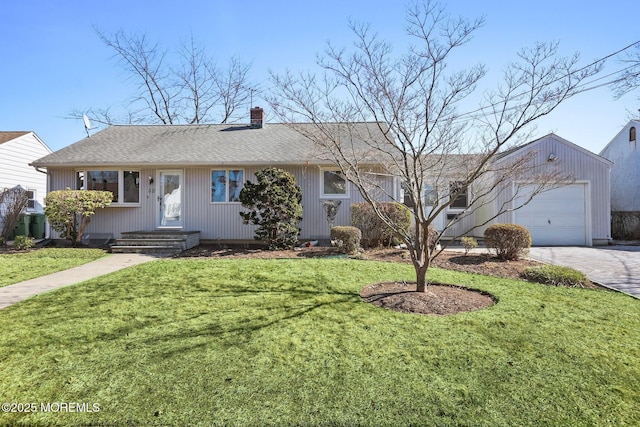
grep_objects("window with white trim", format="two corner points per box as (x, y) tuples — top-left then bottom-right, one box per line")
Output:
(424, 184), (438, 206)
(402, 182), (438, 207)
(321, 169), (348, 198)
(211, 169), (244, 203)
(401, 182), (414, 208)
(26, 189), (36, 210)
(76, 170), (140, 204)
(449, 181), (468, 209)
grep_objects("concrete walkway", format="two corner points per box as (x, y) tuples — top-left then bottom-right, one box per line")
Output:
(0, 253), (159, 310)
(529, 246), (640, 298)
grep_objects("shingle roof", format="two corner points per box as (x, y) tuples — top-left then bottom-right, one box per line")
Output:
(31, 123), (384, 167)
(0, 131), (30, 145)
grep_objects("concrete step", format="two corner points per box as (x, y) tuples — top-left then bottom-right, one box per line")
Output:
(111, 230), (201, 255)
(114, 238), (186, 247)
(110, 245), (182, 255)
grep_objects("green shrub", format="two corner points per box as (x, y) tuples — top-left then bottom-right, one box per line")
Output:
(351, 202), (411, 248)
(45, 189), (113, 246)
(522, 264), (589, 287)
(461, 236), (478, 255)
(239, 167), (303, 250)
(13, 235), (34, 251)
(484, 223), (531, 260)
(331, 226), (362, 255)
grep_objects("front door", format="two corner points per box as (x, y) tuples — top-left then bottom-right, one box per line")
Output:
(158, 170), (183, 228)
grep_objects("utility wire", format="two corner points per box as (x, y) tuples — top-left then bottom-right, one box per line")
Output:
(452, 40), (640, 121)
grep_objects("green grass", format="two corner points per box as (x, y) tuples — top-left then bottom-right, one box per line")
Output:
(0, 258), (638, 426)
(0, 248), (106, 287)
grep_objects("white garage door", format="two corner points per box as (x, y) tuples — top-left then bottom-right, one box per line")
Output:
(514, 184), (587, 246)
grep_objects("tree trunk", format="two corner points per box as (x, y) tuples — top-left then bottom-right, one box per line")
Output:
(415, 262), (429, 292)
(414, 223), (433, 292)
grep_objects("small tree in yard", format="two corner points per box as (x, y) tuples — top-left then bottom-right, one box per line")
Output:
(45, 190), (112, 246)
(269, 0), (601, 292)
(0, 186), (29, 243)
(239, 167), (303, 250)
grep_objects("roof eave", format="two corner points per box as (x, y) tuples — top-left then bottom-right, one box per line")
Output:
(31, 159), (342, 169)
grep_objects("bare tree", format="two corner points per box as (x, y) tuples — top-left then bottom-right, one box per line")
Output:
(214, 56), (254, 124)
(0, 186), (29, 242)
(268, 1), (601, 292)
(70, 30), (255, 127)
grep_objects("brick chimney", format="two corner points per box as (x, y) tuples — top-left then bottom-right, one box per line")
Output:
(250, 106), (264, 128)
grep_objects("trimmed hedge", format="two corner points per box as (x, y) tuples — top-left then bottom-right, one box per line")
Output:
(351, 202), (411, 248)
(331, 226), (362, 255)
(461, 236), (478, 255)
(13, 235), (34, 251)
(522, 264), (589, 287)
(484, 223), (531, 260)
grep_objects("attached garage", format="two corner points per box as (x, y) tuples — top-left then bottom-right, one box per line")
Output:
(486, 134), (612, 246)
(514, 184), (588, 246)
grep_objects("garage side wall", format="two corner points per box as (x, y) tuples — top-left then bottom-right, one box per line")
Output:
(490, 135), (611, 246)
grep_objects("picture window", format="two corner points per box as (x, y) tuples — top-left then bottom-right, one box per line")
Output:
(322, 170), (348, 198)
(211, 169), (244, 203)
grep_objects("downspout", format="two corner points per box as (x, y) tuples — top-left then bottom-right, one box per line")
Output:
(32, 166), (50, 239)
(393, 175), (400, 202)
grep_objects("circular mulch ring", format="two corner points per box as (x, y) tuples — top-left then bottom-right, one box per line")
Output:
(360, 281), (496, 316)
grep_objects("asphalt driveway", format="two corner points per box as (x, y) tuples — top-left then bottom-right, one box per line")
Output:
(529, 246), (640, 298)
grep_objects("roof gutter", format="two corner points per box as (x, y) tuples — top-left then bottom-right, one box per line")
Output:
(27, 160), (355, 169)
(33, 166), (48, 175)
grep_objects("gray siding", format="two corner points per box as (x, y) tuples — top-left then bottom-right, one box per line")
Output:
(47, 164), (396, 241)
(442, 212), (475, 238)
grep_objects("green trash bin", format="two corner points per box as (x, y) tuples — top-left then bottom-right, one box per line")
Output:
(15, 214), (31, 237)
(30, 214), (45, 239)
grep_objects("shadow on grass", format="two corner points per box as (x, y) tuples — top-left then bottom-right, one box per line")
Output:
(151, 296), (356, 358)
(84, 282), (365, 359)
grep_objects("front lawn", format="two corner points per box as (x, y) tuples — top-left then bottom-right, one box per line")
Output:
(0, 258), (638, 426)
(0, 248), (107, 287)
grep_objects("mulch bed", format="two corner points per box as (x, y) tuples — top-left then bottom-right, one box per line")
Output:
(360, 281), (496, 316)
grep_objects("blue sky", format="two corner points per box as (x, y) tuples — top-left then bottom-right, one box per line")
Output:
(1, 0), (638, 153)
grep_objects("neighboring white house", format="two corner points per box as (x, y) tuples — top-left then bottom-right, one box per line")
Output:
(0, 131), (52, 235)
(31, 109), (611, 248)
(599, 119), (640, 238)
